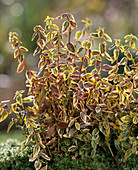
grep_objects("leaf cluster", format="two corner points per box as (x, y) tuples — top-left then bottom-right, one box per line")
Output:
(0, 13), (138, 170)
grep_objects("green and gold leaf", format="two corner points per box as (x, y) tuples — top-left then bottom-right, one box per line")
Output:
(33, 144), (40, 158)
(68, 145), (77, 152)
(75, 31), (82, 40)
(39, 152), (50, 161)
(0, 112), (8, 123)
(16, 94), (23, 106)
(67, 42), (76, 53)
(103, 33), (112, 42)
(133, 116), (138, 124)
(7, 120), (15, 133)
(124, 148), (133, 160)
(34, 160), (42, 170)
(121, 115), (132, 123)
(75, 122), (80, 130)
(23, 97), (33, 103)
(62, 21), (70, 33)
(63, 70), (70, 80)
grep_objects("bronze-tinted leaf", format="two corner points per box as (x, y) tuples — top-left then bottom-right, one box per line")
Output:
(87, 104), (97, 110)
(31, 32), (38, 41)
(70, 20), (77, 27)
(69, 127), (77, 137)
(19, 46), (28, 52)
(33, 46), (41, 56)
(18, 54), (24, 63)
(14, 49), (19, 58)
(84, 82), (93, 88)
(17, 62), (25, 73)
(60, 53), (67, 58)
(67, 42), (76, 53)
(47, 125), (56, 137)
(108, 65), (118, 74)
(58, 122), (68, 129)
(51, 84), (60, 95)
(101, 64), (113, 71)
(118, 130), (129, 141)
(108, 43), (116, 50)
(37, 39), (45, 49)
(26, 70), (34, 80)
(46, 137), (57, 145)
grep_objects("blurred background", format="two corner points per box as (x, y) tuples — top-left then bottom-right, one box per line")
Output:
(0, 0), (138, 133)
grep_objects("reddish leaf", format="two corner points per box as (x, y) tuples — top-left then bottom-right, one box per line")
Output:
(33, 46), (41, 56)
(18, 54), (24, 63)
(46, 137), (57, 146)
(84, 82), (94, 88)
(87, 104), (97, 110)
(14, 49), (19, 58)
(26, 70), (34, 80)
(51, 84), (60, 95)
(58, 122), (68, 129)
(19, 46), (28, 52)
(101, 64), (113, 71)
(47, 125), (56, 137)
(69, 127), (77, 137)
(70, 20), (77, 27)
(31, 32), (38, 41)
(108, 43), (116, 50)
(17, 62), (25, 73)
(60, 53), (67, 58)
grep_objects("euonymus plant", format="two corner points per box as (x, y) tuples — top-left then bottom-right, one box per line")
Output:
(0, 13), (138, 170)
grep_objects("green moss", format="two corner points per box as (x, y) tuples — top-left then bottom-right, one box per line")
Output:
(0, 139), (137, 170)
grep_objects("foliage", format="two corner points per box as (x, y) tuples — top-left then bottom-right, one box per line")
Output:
(48, 151), (138, 170)
(0, 139), (34, 170)
(0, 13), (138, 169)
(0, 139), (137, 170)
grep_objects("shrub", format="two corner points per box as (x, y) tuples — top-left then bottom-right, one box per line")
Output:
(0, 13), (138, 169)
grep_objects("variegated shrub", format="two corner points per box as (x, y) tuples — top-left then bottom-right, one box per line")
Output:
(0, 13), (138, 169)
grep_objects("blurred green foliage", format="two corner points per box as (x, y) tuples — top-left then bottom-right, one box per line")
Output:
(0, 0), (137, 75)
